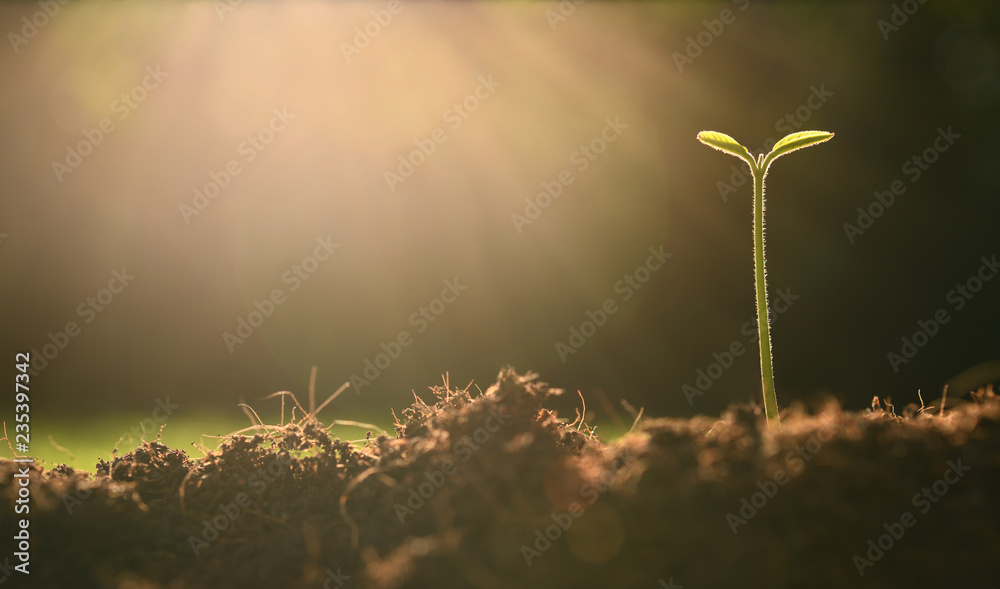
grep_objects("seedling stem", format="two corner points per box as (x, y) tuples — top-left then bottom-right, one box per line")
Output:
(697, 130), (834, 430)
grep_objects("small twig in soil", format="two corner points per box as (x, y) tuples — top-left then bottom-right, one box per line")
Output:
(192, 438), (213, 457)
(262, 391), (309, 422)
(205, 424), (285, 440)
(238, 403), (267, 434)
(569, 390), (587, 431)
(322, 419), (387, 437)
(916, 390), (936, 414)
(47, 436), (76, 461)
(1, 422), (18, 458)
(620, 398), (641, 425)
(308, 381), (351, 422)
(309, 365), (318, 415)
(113, 432), (128, 456)
(629, 407), (645, 434)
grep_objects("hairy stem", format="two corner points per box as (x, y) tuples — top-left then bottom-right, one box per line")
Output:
(752, 162), (780, 430)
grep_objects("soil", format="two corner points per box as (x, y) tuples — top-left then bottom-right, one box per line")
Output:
(2, 368), (998, 589)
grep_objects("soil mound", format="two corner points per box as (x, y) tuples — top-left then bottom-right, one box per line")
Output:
(2, 368), (998, 588)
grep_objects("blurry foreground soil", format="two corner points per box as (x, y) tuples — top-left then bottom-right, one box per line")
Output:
(1, 369), (998, 588)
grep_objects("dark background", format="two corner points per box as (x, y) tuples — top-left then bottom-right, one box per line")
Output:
(1, 1), (998, 444)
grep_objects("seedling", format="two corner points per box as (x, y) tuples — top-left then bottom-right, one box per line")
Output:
(697, 130), (834, 430)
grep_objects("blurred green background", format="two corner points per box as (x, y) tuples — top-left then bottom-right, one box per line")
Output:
(1, 1), (998, 470)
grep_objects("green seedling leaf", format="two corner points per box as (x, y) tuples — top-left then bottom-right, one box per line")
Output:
(697, 128), (834, 432)
(761, 130), (834, 173)
(696, 131), (756, 170)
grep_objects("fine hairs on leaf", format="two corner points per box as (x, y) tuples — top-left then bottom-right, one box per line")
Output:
(696, 129), (833, 430)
